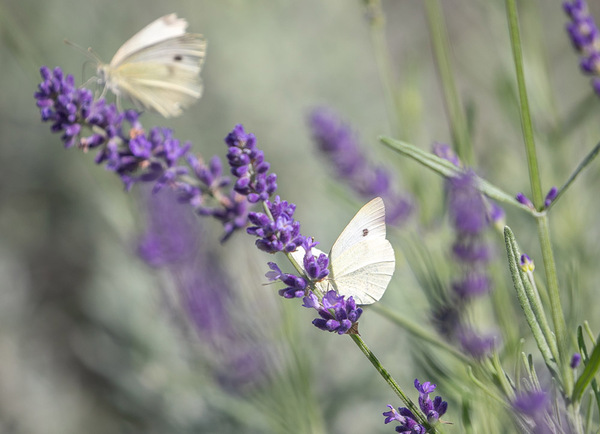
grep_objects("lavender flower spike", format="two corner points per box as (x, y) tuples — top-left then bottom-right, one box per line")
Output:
(35, 67), (252, 241)
(308, 107), (412, 226)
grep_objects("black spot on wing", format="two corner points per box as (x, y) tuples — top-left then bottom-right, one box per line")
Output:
(362, 228), (369, 237)
(173, 54), (183, 61)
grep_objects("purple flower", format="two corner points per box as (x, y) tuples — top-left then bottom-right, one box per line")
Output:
(414, 379), (448, 424)
(520, 253), (535, 272)
(36, 67), (365, 335)
(513, 389), (553, 434)
(35, 67), (250, 241)
(266, 262), (308, 299)
(432, 142), (461, 168)
(451, 272), (491, 299)
(383, 406), (426, 433)
(384, 379), (447, 432)
(448, 171), (488, 235)
(137, 188), (267, 391)
(544, 186), (558, 208)
(308, 107), (412, 226)
(570, 353), (582, 368)
(225, 124), (277, 203)
(247, 196), (305, 254)
(430, 153), (497, 354)
(302, 290), (363, 334)
(458, 328), (496, 359)
(516, 193), (535, 209)
(564, 0), (600, 97)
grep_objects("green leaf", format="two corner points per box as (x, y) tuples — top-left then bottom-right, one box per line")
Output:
(380, 136), (536, 215)
(573, 328), (600, 405)
(503, 226), (559, 374)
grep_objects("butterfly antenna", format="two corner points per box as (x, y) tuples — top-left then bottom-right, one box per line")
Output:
(63, 39), (103, 63)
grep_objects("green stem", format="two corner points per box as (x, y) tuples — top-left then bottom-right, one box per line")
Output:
(505, 0), (543, 207)
(546, 141), (600, 212)
(536, 215), (572, 392)
(424, 0), (473, 165)
(349, 334), (438, 432)
(363, 0), (401, 137)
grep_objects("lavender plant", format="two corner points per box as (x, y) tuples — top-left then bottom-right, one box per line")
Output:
(30, 0), (600, 432)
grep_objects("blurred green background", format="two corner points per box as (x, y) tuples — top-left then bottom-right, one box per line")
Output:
(1, 0), (600, 432)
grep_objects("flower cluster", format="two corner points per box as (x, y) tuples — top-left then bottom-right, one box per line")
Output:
(564, 0), (600, 96)
(34, 66), (249, 241)
(303, 290), (363, 334)
(383, 379), (448, 433)
(308, 107), (413, 226)
(432, 144), (498, 358)
(225, 124), (277, 203)
(34, 68), (373, 342)
(247, 196), (304, 254)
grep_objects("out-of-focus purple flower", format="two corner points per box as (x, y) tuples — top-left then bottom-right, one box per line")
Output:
(544, 186), (558, 208)
(564, 0), (600, 96)
(513, 389), (553, 434)
(137, 188), (267, 392)
(452, 272), (491, 299)
(448, 171), (488, 234)
(487, 201), (506, 229)
(458, 328), (496, 359)
(570, 353), (582, 368)
(35, 66), (250, 241)
(308, 107), (412, 226)
(432, 142), (461, 168)
(430, 146), (497, 356)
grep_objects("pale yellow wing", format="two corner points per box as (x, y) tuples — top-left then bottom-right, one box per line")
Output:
(108, 35), (206, 117)
(100, 14), (206, 118)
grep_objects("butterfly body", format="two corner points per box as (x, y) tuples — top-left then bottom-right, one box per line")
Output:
(292, 197), (395, 305)
(96, 14), (206, 118)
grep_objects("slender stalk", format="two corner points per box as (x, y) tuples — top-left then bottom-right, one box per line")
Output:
(424, 0), (473, 165)
(363, 0), (402, 137)
(349, 333), (439, 432)
(546, 141), (600, 212)
(505, 0), (543, 207)
(535, 215), (572, 391)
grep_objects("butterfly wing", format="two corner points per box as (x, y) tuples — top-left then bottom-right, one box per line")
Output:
(330, 197), (387, 262)
(110, 14), (189, 66)
(329, 197), (395, 304)
(104, 14), (206, 117)
(329, 237), (395, 304)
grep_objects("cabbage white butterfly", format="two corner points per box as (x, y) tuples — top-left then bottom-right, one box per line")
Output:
(291, 197), (395, 304)
(94, 13), (206, 118)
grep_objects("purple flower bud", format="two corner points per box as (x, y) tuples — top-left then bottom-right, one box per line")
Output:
(544, 186), (558, 208)
(570, 353), (582, 368)
(516, 192), (535, 209)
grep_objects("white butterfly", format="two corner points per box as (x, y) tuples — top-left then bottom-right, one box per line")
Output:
(95, 13), (206, 118)
(291, 197), (395, 305)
